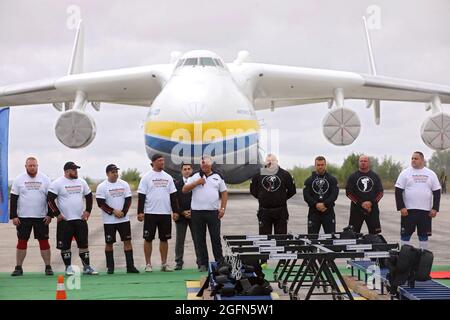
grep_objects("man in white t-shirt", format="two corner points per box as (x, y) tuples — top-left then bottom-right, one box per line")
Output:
(182, 156), (228, 272)
(10, 157), (53, 276)
(47, 161), (98, 275)
(395, 151), (441, 250)
(96, 164), (139, 274)
(137, 154), (180, 272)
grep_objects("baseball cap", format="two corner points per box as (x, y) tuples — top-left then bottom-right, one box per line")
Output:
(63, 161), (80, 170)
(106, 164), (120, 173)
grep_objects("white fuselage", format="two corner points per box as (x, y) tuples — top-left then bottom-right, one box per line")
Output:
(144, 54), (261, 183)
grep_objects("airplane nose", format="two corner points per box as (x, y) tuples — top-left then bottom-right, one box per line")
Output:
(184, 102), (206, 121)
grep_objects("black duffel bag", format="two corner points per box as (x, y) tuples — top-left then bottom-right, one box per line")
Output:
(386, 244), (433, 294)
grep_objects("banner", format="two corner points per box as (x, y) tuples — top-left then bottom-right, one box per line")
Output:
(0, 108), (10, 223)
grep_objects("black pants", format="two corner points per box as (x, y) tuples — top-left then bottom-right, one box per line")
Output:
(16, 217), (49, 240)
(401, 209), (432, 238)
(308, 210), (336, 234)
(175, 219), (200, 267)
(257, 206), (289, 235)
(191, 210), (223, 267)
(56, 220), (88, 250)
(349, 207), (381, 234)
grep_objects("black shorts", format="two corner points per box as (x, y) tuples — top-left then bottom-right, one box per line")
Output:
(56, 219), (89, 250)
(16, 217), (49, 241)
(257, 207), (289, 235)
(143, 214), (172, 241)
(308, 210), (336, 234)
(401, 209), (432, 237)
(104, 221), (132, 244)
(349, 207), (381, 234)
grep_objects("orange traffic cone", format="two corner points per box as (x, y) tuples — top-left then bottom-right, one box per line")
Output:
(56, 275), (67, 300)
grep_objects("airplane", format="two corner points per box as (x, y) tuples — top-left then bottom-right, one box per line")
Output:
(1, 19), (450, 184)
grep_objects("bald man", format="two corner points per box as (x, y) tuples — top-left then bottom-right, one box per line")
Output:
(10, 157), (53, 276)
(183, 156), (228, 272)
(395, 151), (441, 250)
(346, 155), (384, 234)
(250, 154), (296, 235)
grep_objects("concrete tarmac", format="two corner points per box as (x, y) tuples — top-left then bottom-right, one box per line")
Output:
(0, 190), (449, 273)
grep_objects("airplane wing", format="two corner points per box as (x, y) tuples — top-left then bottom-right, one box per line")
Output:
(0, 21), (174, 109)
(0, 64), (173, 108)
(230, 63), (450, 110)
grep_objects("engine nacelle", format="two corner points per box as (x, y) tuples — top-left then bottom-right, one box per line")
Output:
(421, 112), (450, 150)
(55, 110), (96, 148)
(322, 108), (361, 146)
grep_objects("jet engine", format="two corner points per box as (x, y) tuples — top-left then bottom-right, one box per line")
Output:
(322, 107), (361, 146)
(421, 112), (450, 150)
(54, 109), (96, 148)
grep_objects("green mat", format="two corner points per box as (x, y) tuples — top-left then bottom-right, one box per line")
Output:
(1, 266), (449, 300)
(0, 269), (205, 300)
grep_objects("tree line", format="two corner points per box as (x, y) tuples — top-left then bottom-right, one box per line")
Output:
(289, 153), (403, 189)
(82, 151), (450, 191)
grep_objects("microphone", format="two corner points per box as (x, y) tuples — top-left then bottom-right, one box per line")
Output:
(199, 171), (205, 186)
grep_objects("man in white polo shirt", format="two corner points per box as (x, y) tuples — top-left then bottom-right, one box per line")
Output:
(183, 156), (228, 272)
(47, 161), (98, 275)
(96, 164), (139, 274)
(395, 151), (441, 250)
(137, 154), (180, 272)
(10, 156), (53, 276)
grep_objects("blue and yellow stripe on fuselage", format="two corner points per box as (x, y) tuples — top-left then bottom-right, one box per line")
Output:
(144, 119), (260, 156)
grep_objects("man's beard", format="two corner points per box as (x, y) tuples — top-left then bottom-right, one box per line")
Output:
(26, 169), (37, 177)
(263, 164), (279, 175)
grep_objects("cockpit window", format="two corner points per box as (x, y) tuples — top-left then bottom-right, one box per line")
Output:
(175, 59), (184, 68)
(184, 58), (198, 66)
(213, 58), (224, 68)
(177, 56), (225, 69)
(200, 57), (215, 66)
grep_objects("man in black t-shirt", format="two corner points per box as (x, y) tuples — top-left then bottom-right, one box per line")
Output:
(303, 156), (339, 234)
(250, 154), (296, 235)
(346, 155), (384, 234)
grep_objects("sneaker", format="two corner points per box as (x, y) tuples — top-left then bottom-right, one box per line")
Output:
(45, 266), (54, 276)
(145, 264), (153, 272)
(161, 264), (173, 272)
(174, 265), (183, 271)
(65, 265), (75, 276)
(127, 266), (140, 273)
(107, 268), (114, 274)
(199, 265), (208, 272)
(83, 265), (99, 275)
(11, 266), (23, 277)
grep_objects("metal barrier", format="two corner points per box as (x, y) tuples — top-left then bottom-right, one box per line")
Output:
(223, 233), (397, 300)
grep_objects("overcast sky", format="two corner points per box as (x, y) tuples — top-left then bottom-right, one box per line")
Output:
(1, 0), (450, 180)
